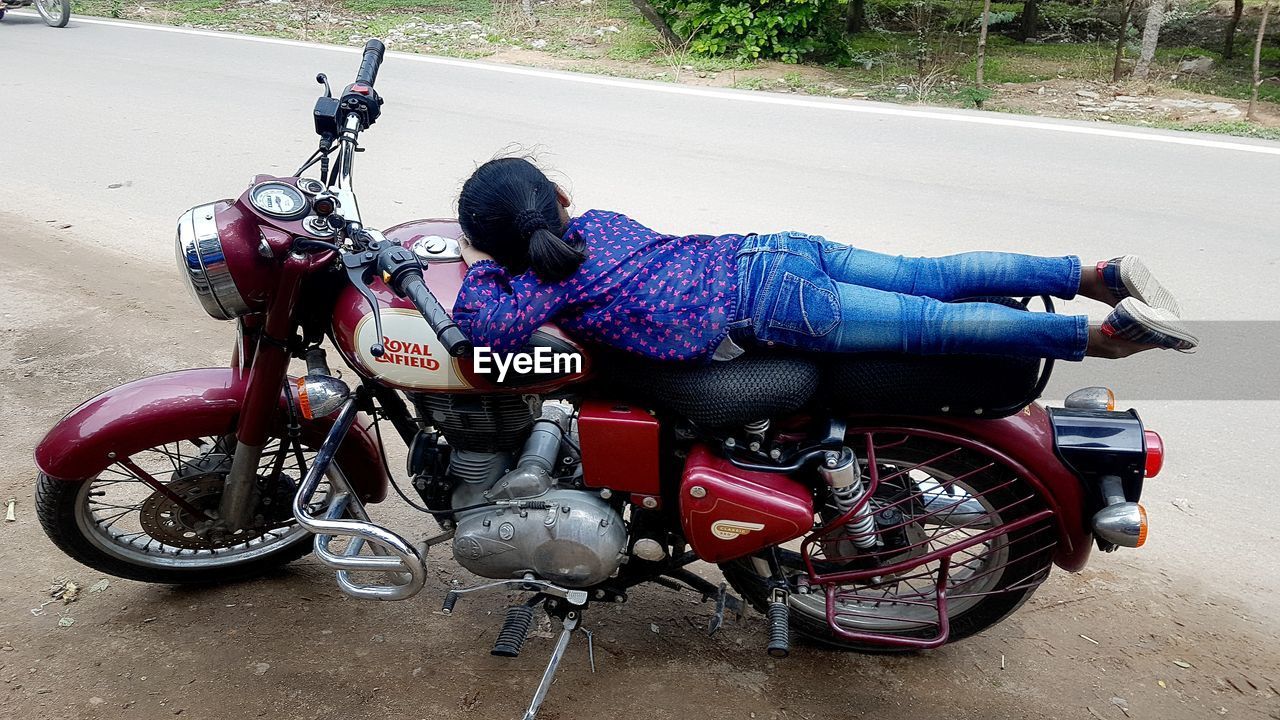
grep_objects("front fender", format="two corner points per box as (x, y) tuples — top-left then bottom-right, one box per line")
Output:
(34, 368), (388, 503)
(849, 403), (1092, 572)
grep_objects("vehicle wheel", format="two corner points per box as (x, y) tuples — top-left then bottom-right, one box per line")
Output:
(36, 434), (335, 584)
(35, 0), (69, 27)
(720, 430), (1058, 653)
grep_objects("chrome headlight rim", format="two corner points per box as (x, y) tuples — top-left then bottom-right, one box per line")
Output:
(176, 204), (250, 321)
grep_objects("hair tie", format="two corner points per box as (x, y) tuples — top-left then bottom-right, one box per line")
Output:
(515, 209), (549, 238)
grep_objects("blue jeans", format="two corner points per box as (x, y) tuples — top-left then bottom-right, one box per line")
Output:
(735, 233), (1089, 361)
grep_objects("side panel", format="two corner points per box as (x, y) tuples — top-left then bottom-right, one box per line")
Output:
(578, 400), (661, 495)
(680, 444), (815, 563)
(34, 368), (388, 503)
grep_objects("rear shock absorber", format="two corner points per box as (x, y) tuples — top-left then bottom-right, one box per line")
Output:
(818, 448), (880, 549)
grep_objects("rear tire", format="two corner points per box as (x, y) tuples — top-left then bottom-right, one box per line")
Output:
(36, 0), (69, 27)
(721, 431), (1056, 653)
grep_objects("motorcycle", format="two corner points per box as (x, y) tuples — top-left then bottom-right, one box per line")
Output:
(0, 0), (71, 27)
(33, 40), (1164, 719)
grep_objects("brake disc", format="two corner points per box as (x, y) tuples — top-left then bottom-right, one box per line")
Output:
(138, 473), (298, 550)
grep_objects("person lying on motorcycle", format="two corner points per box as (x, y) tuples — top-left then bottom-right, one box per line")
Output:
(452, 156), (1196, 363)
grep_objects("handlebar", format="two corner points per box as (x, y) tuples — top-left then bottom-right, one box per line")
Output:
(354, 39), (385, 89)
(372, 243), (472, 358)
(399, 273), (473, 358)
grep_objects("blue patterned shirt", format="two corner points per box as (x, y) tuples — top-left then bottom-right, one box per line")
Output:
(453, 210), (743, 361)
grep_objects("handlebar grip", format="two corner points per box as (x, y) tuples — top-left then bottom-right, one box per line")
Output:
(400, 273), (473, 358)
(355, 39), (386, 88)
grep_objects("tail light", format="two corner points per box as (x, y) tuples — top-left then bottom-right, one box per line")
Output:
(1143, 430), (1164, 478)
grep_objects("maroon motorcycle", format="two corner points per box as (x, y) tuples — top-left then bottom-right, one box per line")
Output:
(33, 41), (1164, 718)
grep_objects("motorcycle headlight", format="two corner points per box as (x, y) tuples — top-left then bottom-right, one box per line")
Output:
(176, 203), (251, 320)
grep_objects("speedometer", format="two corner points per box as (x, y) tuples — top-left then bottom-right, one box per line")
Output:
(249, 182), (309, 220)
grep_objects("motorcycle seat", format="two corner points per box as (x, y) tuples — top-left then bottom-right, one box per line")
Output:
(594, 350), (1043, 427)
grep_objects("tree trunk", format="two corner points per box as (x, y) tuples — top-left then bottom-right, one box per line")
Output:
(1133, 0), (1166, 80)
(631, 0), (683, 48)
(976, 0), (993, 106)
(521, 0), (535, 20)
(846, 0), (866, 33)
(1112, 0), (1138, 81)
(1249, 2), (1271, 120)
(1224, 0), (1244, 59)
(1019, 0), (1039, 41)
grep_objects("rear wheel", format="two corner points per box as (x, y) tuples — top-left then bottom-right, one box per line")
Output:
(36, 434), (334, 584)
(721, 431), (1058, 653)
(35, 0), (69, 26)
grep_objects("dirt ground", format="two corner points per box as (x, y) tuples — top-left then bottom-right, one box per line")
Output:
(1, 213), (1278, 720)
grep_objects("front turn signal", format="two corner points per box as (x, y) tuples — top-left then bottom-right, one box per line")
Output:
(295, 375), (351, 420)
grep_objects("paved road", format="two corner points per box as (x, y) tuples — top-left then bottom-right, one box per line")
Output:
(2, 15), (1279, 720)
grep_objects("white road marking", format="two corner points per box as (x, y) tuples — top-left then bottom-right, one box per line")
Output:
(13, 12), (1280, 157)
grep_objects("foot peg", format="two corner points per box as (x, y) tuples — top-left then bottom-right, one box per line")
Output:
(766, 591), (791, 658)
(493, 605), (535, 658)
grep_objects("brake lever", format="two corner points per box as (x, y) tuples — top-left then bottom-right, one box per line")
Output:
(342, 250), (386, 358)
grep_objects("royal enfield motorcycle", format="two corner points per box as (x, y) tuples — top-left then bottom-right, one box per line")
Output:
(34, 41), (1164, 718)
(0, 0), (71, 27)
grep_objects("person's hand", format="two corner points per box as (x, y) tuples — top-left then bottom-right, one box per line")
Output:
(459, 237), (495, 267)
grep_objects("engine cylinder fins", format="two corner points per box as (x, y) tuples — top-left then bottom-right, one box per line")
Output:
(449, 449), (512, 485)
(492, 604), (536, 657)
(413, 393), (539, 452)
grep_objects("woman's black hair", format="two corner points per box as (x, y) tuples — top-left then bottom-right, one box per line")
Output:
(458, 157), (586, 282)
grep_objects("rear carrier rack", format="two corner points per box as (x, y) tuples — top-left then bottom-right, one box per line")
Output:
(291, 398), (428, 600)
(800, 430), (1058, 649)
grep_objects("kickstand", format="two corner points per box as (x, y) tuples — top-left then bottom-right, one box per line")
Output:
(522, 611), (587, 720)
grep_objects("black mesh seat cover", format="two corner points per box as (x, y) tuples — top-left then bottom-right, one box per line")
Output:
(590, 351), (821, 427)
(820, 352), (1041, 418)
(588, 298), (1046, 424)
(590, 350), (1040, 425)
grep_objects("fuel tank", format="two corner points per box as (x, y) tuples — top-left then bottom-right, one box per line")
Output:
(331, 219), (591, 394)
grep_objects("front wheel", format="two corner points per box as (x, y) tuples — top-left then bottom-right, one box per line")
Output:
(721, 430), (1058, 653)
(35, 0), (69, 27)
(36, 434), (334, 584)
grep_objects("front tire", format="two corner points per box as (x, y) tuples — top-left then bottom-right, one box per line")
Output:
(36, 435), (330, 584)
(721, 430), (1057, 653)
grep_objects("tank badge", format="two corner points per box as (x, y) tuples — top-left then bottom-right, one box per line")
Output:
(710, 520), (766, 540)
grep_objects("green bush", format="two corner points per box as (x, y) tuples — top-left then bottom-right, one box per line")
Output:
(656, 0), (844, 63)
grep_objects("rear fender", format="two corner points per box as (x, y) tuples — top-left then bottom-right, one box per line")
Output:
(847, 403), (1092, 572)
(33, 368), (388, 503)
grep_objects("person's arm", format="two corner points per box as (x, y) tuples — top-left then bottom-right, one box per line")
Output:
(452, 261), (567, 353)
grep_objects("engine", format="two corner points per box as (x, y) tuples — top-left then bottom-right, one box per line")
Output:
(421, 399), (629, 588)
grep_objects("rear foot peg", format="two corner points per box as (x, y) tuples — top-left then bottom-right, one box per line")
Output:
(493, 605), (535, 658)
(766, 592), (791, 658)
